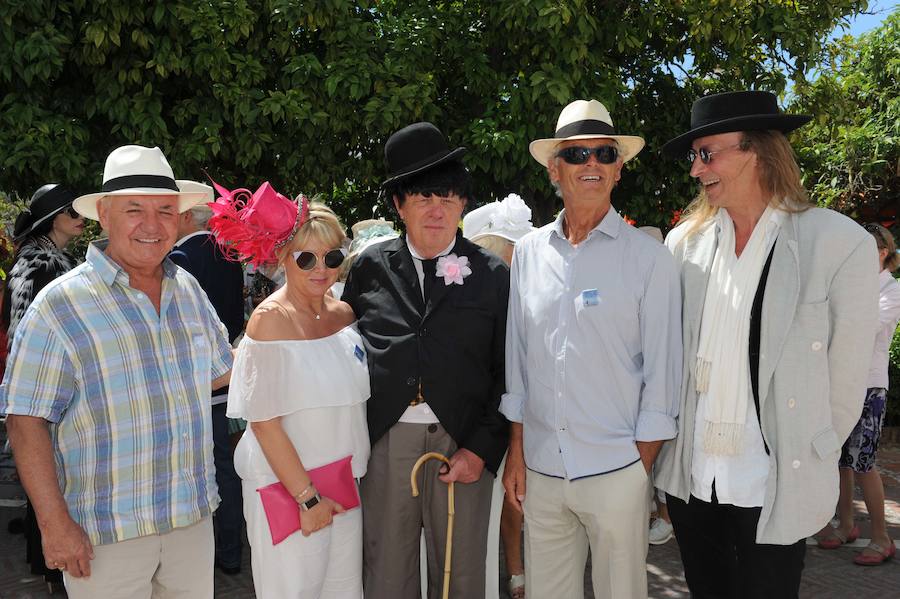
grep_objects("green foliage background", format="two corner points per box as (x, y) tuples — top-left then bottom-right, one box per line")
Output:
(1, 0), (898, 417)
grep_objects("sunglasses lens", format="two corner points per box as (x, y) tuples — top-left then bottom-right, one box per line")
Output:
(295, 251), (317, 270)
(66, 206), (80, 218)
(323, 249), (345, 269)
(596, 146), (618, 164)
(687, 150), (697, 163)
(559, 147), (588, 164)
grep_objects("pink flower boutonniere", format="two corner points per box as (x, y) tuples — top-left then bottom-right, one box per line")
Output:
(436, 253), (472, 286)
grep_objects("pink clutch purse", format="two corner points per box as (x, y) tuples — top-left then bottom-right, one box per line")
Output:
(256, 455), (360, 545)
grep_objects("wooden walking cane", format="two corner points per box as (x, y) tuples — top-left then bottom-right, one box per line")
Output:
(410, 451), (455, 599)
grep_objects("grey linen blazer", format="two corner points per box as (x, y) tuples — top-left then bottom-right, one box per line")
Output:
(655, 206), (880, 544)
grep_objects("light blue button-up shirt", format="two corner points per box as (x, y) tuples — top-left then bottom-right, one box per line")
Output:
(500, 208), (682, 479)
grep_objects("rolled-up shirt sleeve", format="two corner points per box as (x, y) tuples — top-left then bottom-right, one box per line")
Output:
(500, 244), (527, 424)
(635, 246), (682, 442)
(0, 303), (75, 423)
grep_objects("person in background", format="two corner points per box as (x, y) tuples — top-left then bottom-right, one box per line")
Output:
(463, 192), (534, 599)
(817, 223), (900, 565)
(209, 181), (370, 598)
(656, 90), (880, 598)
(170, 188), (246, 575)
(1, 183), (84, 592)
(0, 145), (233, 598)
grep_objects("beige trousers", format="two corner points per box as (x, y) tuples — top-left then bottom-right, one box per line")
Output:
(524, 461), (650, 599)
(362, 422), (494, 599)
(64, 517), (213, 599)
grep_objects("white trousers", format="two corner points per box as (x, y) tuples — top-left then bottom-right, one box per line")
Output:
(64, 517), (213, 599)
(244, 482), (362, 599)
(523, 461), (650, 599)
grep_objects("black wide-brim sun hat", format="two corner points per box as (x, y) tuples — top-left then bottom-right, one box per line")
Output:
(662, 91), (812, 158)
(381, 122), (467, 189)
(13, 184), (79, 241)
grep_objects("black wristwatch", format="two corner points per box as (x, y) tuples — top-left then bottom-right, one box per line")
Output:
(300, 492), (322, 511)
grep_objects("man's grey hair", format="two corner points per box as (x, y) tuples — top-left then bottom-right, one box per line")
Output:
(188, 204), (213, 229)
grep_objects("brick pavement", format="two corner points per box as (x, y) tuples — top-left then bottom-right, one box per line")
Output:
(3, 446), (900, 598)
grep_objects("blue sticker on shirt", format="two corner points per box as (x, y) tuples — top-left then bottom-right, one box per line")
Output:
(582, 289), (600, 306)
(354, 345), (365, 362)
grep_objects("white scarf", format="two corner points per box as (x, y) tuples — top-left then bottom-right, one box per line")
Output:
(695, 205), (777, 455)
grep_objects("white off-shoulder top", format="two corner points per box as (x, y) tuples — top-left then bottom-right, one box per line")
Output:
(227, 324), (371, 481)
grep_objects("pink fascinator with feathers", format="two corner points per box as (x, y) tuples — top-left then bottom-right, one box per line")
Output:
(207, 179), (309, 267)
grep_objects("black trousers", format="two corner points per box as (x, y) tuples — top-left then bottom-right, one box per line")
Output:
(667, 491), (806, 599)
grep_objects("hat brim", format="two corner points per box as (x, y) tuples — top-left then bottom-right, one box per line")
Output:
(471, 228), (535, 244)
(381, 147), (467, 189)
(13, 203), (74, 242)
(661, 114), (812, 157)
(529, 135), (645, 167)
(73, 184), (210, 221)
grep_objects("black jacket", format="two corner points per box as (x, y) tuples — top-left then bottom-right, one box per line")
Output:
(169, 232), (244, 343)
(342, 233), (510, 473)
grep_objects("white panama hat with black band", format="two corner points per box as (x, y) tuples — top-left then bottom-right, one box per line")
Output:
(529, 99), (645, 167)
(73, 145), (210, 220)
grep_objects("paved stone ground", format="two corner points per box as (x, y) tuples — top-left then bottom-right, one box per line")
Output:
(3, 446), (900, 598)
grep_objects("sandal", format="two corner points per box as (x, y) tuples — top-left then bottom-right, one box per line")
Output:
(508, 573), (525, 599)
(853, 541), (896, 566)
(817, 524), (860, 550)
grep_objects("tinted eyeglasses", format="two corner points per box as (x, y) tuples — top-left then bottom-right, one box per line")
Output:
(864, 223), (886, 248)
(687, 144), (742, 165)
(556, 145), (619, 165)
(292, 248), (346, 270)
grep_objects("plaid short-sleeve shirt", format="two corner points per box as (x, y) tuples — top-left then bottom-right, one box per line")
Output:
(0, 241), (233, 545)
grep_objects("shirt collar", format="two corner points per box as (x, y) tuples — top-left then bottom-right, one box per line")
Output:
(87, 240), (179, 287)
(174, 230), (210, 247)
(551, 206), (622, 242)
(406, 235), (457, 261)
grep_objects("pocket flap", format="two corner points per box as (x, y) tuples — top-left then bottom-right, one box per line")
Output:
(811, 427), (840, 459)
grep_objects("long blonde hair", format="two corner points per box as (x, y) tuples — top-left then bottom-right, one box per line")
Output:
(678, 130), (811, 236)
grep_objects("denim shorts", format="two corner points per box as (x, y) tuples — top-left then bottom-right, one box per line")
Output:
(840, 387), (887, 473)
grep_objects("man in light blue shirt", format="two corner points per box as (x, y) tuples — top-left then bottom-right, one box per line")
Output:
(501, 100), (682, 599)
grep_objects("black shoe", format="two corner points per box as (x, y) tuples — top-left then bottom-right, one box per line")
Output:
(216, 561), (241, 576)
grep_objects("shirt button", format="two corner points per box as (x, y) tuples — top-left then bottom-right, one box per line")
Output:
(418, 328), (427, 337)
(427, 424), (438, 433)
(792, 460), (801, 469)
(788, 398), (796, 408)
(811, 341), (822, 351)
(406, 377), (416, 386)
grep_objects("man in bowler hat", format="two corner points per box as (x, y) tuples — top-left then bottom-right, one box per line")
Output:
(343, 122), (509, 598)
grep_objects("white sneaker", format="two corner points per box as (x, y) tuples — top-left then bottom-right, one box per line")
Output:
(649, 518), (674, 545)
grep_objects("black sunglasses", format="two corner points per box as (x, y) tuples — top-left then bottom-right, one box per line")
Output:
(687, 143), (742, 165)
(293, 248), (346, 271)
(556, 145), (619, 165)
(864, 223), (886, 248)
(64, 206), (81, 218)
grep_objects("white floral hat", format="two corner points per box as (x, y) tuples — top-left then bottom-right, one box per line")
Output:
(463, 193), (535, 243)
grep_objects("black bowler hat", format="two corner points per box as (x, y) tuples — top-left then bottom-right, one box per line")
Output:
(662, 91), (812, 157)
(381, 122), (467, 188)
(12, 184), (79, 241)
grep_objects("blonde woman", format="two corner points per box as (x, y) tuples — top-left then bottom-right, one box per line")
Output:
(209, 182), (370, 598)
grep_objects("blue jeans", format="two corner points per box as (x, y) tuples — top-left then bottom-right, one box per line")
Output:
(212, 402), (243, 568)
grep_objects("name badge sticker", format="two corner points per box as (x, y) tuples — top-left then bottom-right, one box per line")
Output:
(581, 289), (601, 307)
(354, 345), (365, 363)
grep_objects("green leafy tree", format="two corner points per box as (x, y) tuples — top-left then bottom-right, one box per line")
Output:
(791, 7), (899, 217)
(1, 0), (868, 231)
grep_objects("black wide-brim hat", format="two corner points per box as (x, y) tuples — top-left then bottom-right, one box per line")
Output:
(662, 91), (812, 157)
(12, 184), (79, 241)
(381, 122), (467, 189)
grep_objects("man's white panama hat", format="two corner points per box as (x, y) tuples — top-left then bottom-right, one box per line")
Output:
(529, 99), (645, 167)
(73, 145), (211, 220)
